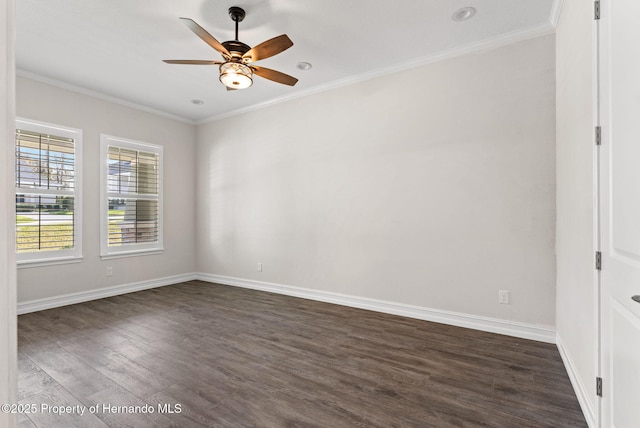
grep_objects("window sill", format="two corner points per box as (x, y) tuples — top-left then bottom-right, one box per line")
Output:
(100, 248), (164, 260)
(17, 256), (83, 269)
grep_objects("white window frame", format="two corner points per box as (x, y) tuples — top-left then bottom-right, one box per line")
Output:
(100, 134), (163, 259)
(15, 118), (83, 267)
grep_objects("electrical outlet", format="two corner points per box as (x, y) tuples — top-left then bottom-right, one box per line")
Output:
(106, 266), (113, 277)
(257, 263), (262, 272)
(498, 290), (510, 304)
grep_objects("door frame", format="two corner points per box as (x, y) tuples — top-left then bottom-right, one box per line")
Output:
(594, 2), (602, 426)
(1, 0), (18, 427)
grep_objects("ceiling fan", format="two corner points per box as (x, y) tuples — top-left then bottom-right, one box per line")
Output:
(163, 6), (298, 90)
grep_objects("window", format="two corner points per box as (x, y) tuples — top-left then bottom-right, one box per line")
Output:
(100, 135), (163, 258)
(15, 118), (82, 265)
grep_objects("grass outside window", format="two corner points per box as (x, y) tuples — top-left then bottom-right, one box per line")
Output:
(16, 224), (74, 252)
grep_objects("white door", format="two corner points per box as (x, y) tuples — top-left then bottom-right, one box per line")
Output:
(599, 0), (640, 426)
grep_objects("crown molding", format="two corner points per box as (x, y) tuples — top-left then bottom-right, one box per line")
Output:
(549, 0), (565, 27)
(17, 16), (558, 128)
(16, 70), (195, 125)
(197, 21), (556, 125)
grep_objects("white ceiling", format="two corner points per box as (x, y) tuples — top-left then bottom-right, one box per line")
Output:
(16, 0), (558, 123)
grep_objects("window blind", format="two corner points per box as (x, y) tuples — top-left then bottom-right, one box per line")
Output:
(106, 145), (160, 246)
(15, 129), (76, 253)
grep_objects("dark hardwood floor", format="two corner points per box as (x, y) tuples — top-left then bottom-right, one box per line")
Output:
(17, 281), (587, 427)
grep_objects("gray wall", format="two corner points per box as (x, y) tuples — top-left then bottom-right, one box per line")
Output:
(196, 34), (557, 328)
(16, 76), (197, 302)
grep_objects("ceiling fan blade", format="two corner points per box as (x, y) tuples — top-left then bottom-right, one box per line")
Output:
(252, 66), (298, 86)
(179, 17), (230, 59)
(163, 60), (222, 65)
(243, 35), (293, 62)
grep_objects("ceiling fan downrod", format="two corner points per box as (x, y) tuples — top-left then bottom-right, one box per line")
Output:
(228, 6), (245, 41)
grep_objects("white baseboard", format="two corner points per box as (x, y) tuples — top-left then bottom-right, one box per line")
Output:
(556, 333), (598, 428)
(17, 271), (556, 344)
(195, 273), (556, 344)
(19, 271), (590, 423)
(17, 273), (197, 315)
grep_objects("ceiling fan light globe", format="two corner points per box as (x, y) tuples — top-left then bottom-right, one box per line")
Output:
(219, 62), (253, 89)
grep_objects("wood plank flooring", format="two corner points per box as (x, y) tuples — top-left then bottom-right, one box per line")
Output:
(17, 281), (587, 427)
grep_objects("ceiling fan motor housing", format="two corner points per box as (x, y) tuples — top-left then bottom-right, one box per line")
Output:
(222, 40), (251, 60)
